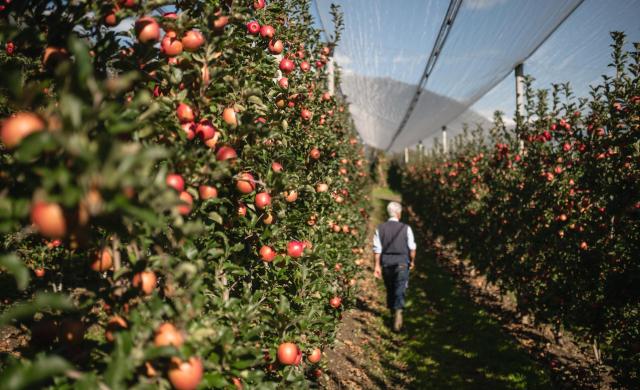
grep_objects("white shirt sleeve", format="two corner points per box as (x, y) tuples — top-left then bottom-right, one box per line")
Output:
(407, 226), (417, 251)
(373, 229), (382, 254)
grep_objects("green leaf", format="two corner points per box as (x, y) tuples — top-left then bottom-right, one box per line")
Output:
(0, 355), (73, 390)
(0, 293), (74, 326)
(0, 253), (30, 291)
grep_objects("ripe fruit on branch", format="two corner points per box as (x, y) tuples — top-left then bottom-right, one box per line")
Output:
(161, 31), (183, 57)
(135, 17), (160, 43)
(301, 109), (312, 121)
(176, 103), (195, 123)
(34, 268), (46, 278)
(222, 108), (238, 128)
(260, 25), (275, 39)
(237, 203), (247, 217)
(309, 147), (321, 160)
(321, 92), (331, 101)
(277, 342), (300, 365)
(247, 21), (261, 35)
(316, 183), (328, 193)
(105, 316), (127, 342)
(91, 248), (113, 272)
(284, 190), (298, 203)
(216, 146), (237, 161)
(271, 162), (283, 172)
(132, 270), (157, 295)
(259, 245), (276, 262)
(277, 77), (288, 89)
(329, 296), (342, 308)
(269, 39), (284, 54)
(1, 112), (45, 148)
(166, 174), (185, 192)
(154, 323), (184, 347)
(198, 185), (217, 200)
(180, 122), (195, 140)
(263, 213), (274, 225)
(177, 191), (193, 215)
(308, 348), (322, 363)
(168, 357), (203, 390)
(42, 46), (69, 69)
(195, 120), (217, 141)
(254, 0), (266, 9)
(104, 11), (118, 26)
(279, 58), (295, 74)
(255, 192), (271, 209)
(287, 241), (304, 258)
(300, 61), (310, 72)
(181, 30), (205, 52)
(235, 173), (256, 194)
(30, 202), (66, 238)
(213, 15), (229, 32)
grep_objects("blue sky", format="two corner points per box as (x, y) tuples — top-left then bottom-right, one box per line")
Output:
(313, 0), (640, 149)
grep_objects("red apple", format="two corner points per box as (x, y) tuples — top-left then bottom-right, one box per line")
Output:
(277, 342), (300, 365)
(168, 357), (203, 390)
(307, 348), (322, 364)
(135, 17), (160, 43)
(166, 174), (185, 192)
(222, 108), (237, 128)
(301, 109), (312, 121)
(278, 77), (288, 89)
(259, 245), (276, 262)
(300, 61), (310, 72)
(309, 147), (320, 159)
(176, 103), (195, 123)
(260, 25), (275, 39)
(132, 270), (157, 295)
(30, 202), (66, 238)
(161, 31), (183, 56)
(1, 112), (45, 149)
(154, 323), (184, 347)
(269, 39), (284, 54)
(279, 58), (295, 74)
(247, 21), (260, 35)
(90, 248), (113, 272)
(177, 191), (193, 215)
(216, 146), (237, 161)
(271, 162), (283, 172)
(284, 190), (298, 203)
(287, 241), (304, 258)
(254, 0), (266, 9)
(236, 173), (256, 194)
(180, 122), (196, 140)
(329, 296), (342, 308)
(255, 192), (271, 209)
(195, 119), (217, 141)
(199, 185), (218, 200)
(181, 30), (205, 51)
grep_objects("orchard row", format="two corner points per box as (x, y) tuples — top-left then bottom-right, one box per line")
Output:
(0, 1), (370, 389)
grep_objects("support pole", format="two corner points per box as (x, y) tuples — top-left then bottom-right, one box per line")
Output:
(442, 126), (448, 155)
(515, 64), (525, 153)
(327, 58), (335, 96)
(418, 141), (423, 162)
(404, 147), (409, 164)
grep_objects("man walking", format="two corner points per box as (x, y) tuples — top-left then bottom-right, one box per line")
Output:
(373, 201), (417, 332)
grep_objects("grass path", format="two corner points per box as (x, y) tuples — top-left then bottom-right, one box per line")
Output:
(325, 187), (554, 389)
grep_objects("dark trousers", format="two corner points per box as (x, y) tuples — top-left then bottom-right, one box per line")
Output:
(382, 263), (410, 310)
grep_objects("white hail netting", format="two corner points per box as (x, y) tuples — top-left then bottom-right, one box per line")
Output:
(314, 0), (640, 152)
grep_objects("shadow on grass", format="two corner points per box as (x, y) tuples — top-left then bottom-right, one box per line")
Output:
(371, 188), (553, 389)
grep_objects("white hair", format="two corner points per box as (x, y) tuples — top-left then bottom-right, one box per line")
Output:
(387, 201), (402, 218)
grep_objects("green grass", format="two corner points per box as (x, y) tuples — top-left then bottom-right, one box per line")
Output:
(370, 187), (553, 389)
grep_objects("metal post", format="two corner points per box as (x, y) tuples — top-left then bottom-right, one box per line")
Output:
(418, 141), (423, 162)
(404, 147), (409, 164)
(442, 126), (448, 155)
(515, 64), (525, 153)
(327, 58), (335, 96)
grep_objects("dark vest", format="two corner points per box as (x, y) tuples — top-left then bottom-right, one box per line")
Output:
(378, 220), (409, 266)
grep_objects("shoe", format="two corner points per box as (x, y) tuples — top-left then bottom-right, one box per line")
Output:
(393, 309), (403, 332)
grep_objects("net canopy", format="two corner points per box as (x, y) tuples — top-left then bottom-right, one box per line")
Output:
(314, 0), (640, 152)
